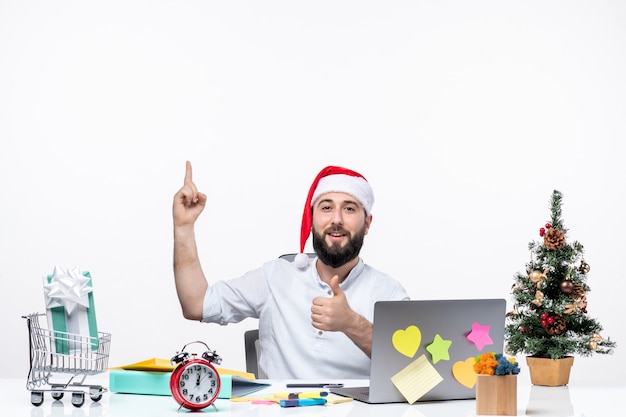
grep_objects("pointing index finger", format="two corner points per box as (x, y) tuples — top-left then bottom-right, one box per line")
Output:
(184, 160), (193, 185)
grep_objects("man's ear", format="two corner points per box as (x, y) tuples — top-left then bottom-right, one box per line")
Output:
(364, 214), (373, 234)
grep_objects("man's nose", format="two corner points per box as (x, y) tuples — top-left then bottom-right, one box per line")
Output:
(330, 210), (344, 225)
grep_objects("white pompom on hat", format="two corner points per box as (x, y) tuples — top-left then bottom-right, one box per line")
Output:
(294, 166), (374, 268)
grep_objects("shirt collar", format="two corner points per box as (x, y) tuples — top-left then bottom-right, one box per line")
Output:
(313, 257), (364, 287)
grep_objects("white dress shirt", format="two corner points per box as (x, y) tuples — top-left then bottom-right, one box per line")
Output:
(202, 256), (409, 379)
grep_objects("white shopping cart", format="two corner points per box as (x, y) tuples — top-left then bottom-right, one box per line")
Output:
(23, 313), (111, 407)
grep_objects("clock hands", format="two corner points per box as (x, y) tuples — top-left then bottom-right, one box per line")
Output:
(198, 369), (212, 385)
(188, 367), (213, 399)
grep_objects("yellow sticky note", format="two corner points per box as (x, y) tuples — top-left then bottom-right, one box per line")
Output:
(324, 393), (354, 404)
(392, 325), (422, 358)
(390, 354), (443, 404)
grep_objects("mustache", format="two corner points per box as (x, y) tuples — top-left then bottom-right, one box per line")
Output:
(326, 225), (347, 234)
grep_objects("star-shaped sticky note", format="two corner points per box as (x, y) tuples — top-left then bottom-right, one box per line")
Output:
(466, 322), (493, 351)
(425, 334), (452, 364)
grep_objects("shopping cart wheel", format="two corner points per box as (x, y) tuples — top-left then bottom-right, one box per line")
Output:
(71, 391), (85, 408)
(89, 386), (103, 402)
(30, 391), (44, 406)
(51, 385), (65, 400)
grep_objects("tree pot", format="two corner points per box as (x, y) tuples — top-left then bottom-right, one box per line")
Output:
(526, 356), (574, 386)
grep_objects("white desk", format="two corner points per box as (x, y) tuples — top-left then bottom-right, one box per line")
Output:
(2, 373), (624, 417)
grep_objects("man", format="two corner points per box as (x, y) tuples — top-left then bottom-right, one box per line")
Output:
(173, 162), (408, 379)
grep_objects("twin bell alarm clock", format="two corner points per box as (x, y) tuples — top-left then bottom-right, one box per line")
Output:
(170, 341), (222, 411)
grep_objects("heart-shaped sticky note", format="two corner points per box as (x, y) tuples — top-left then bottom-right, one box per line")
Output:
(452, 357), (477, 389)
(392, 325), (421, 358)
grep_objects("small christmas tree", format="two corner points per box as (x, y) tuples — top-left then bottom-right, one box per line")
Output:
(505, 190), (616, 360)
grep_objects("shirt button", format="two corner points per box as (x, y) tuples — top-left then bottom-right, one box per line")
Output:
(327, 290), (332, 295)
(318, 331), (323, 336)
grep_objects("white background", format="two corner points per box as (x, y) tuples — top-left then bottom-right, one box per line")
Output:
(1, 1), (624, 383)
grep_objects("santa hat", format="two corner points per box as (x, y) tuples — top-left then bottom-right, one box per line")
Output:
(294, 166), (374, 268)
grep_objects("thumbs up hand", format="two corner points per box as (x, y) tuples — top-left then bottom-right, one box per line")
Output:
(311, 275), (374, 357)
(311, 275), (356, 333)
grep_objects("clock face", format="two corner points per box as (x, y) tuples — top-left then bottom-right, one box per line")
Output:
(171, 360), (220, 410)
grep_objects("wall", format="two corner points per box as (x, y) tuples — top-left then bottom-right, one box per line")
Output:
(1, 1), (624, 382)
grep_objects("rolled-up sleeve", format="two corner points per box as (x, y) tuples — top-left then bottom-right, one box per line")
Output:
(202, 267), (269, 325)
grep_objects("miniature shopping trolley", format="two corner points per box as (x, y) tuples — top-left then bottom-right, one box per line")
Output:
(23, 313), (111, 407)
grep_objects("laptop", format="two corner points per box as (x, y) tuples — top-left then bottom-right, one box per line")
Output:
(331, 298), (506, 404)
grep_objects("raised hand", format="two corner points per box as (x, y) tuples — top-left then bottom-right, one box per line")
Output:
(173, 161), (207, 228)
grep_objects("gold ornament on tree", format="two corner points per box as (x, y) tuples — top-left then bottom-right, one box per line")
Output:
(579, 259), (591, 274)
(529, 269), (548, 288)
(589, 333), (603, 350)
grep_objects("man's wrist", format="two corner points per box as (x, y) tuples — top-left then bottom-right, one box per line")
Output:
(174, 224), (195, 238)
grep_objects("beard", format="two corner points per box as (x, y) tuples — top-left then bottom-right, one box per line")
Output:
(312, 223), (366, 268)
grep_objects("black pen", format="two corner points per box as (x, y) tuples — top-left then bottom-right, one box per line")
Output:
(286, 383), (344, 388)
